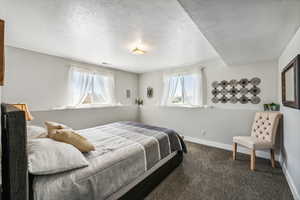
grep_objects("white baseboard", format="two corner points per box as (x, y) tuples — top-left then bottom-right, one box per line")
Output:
(281, 162), (300, 200)
(183, 135), (279, 161)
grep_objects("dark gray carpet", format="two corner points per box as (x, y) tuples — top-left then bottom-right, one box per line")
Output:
(145, 142), (293, 200)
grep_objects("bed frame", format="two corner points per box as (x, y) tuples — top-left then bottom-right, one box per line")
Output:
(1, 104), (183, 200)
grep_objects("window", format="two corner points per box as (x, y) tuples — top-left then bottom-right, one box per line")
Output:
(161, 67), (203, 107)
(69, 67), (115, 106)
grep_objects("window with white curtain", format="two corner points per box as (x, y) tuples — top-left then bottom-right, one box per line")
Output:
(69, 67), (116, 106)
(161, 67), (203, 107)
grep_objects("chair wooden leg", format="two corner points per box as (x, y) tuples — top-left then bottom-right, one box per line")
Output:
(232, 143), (237, 160)
(270, 149), (276, 168)
(250, 149), (256, 171)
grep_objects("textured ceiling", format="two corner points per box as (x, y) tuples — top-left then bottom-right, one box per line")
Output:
(178, 0), (300, 66)
(0, 0), (220, 73)
(1, 0), (300, 72)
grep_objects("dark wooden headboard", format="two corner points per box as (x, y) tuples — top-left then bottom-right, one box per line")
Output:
(1, 103), (28, 200)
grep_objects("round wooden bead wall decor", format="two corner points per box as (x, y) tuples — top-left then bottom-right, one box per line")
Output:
(211, 77), (261, 104)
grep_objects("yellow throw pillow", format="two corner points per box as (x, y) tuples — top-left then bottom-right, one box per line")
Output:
(49, 129), (95, 153)
(45, 121), (70, 137)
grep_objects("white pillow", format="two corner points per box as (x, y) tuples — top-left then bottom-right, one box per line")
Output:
(28, 138), (89, 175)
(27, 125), (47, 140)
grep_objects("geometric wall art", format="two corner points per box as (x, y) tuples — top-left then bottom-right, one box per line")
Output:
(211, 77), (261, 104)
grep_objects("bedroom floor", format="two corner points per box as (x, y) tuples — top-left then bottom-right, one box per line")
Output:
(145, 142), (293, 200)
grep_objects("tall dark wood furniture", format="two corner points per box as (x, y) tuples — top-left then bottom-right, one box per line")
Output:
(0, 20), (4, 86)
(1, 104), (28, 200)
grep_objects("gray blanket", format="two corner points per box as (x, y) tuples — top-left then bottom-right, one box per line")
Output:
(33, 122), (185, 200)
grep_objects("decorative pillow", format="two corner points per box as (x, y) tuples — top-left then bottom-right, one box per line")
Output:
(27, 125), (47, 140)
(49, 129), (95, 153)
(45, 121), (70, 137)
(28, 138), (89, 175)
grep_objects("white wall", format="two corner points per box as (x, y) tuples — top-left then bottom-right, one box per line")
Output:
(31, 106), (138, 130)
(2, 46), (280, 149)
(139, 60), (278, 145)
(206, 61), (278, 110)
(278, 26), (300, 199)
(2, 46), (139, 129)
(3, 46), (139, 111)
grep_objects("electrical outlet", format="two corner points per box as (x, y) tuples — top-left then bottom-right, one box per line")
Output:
(202, 131), (207, 136)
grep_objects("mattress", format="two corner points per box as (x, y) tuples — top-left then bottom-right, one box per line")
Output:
(33, 122), (185, 200)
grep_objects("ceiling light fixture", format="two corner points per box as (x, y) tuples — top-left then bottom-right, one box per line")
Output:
(132, 47), (146, 55)
(131, 39), (147, 55)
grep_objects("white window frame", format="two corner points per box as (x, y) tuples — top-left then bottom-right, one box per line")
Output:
(69, 66), (116, 107)
(161, 66), (203, 107)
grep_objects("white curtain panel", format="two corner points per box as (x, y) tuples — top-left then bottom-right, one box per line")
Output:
(92, 72), (116, 105)
(92, 74), (107, 103)
(167, 76), (180, 105)
(161, 66), (203, 106)
(161, 76), (171, 106)
(70, 67), (93, 105)
(69, 66), (116, 106)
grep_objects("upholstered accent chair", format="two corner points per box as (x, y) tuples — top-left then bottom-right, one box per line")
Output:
(232, 112), (282, 170)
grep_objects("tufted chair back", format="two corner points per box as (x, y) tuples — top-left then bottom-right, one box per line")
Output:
(251, 112), (282, 145)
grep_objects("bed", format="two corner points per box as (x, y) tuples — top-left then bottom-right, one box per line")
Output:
(1, 104), (186, 200)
